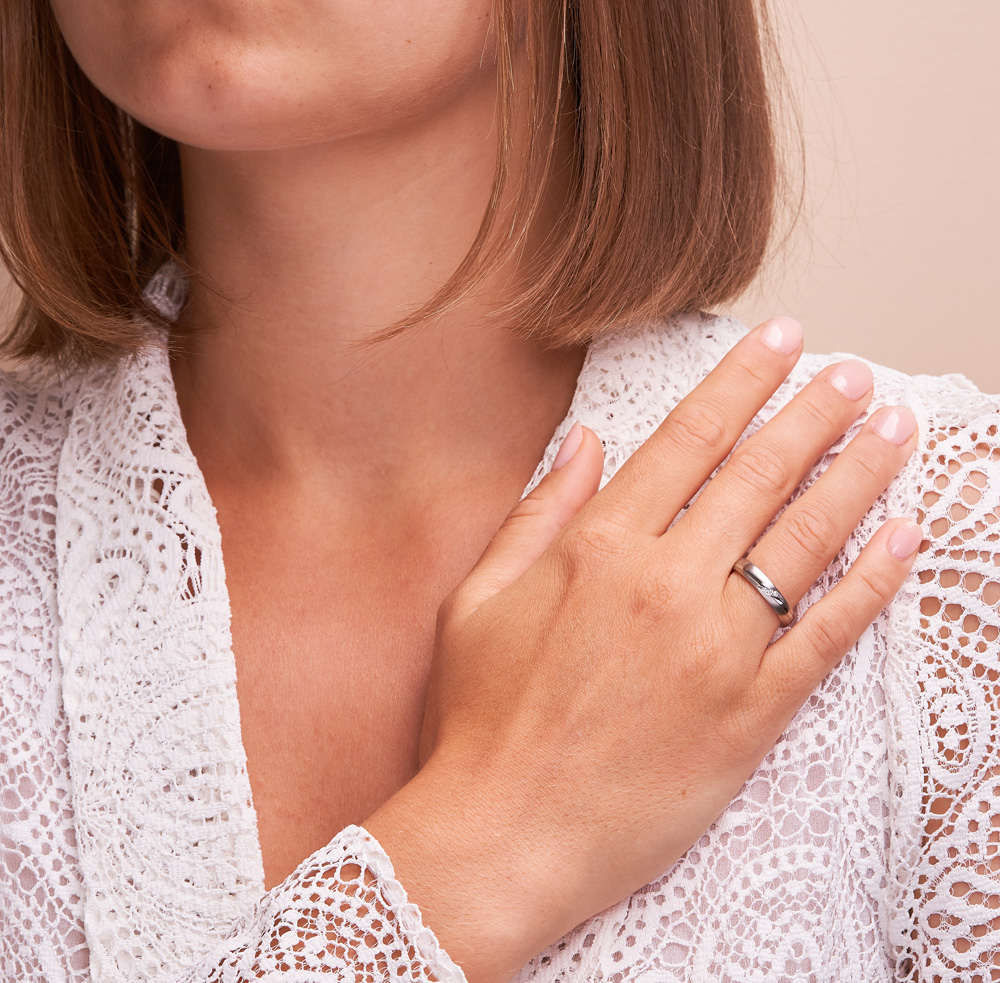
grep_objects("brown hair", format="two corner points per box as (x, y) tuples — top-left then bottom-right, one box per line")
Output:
(0, 0), (783, 368)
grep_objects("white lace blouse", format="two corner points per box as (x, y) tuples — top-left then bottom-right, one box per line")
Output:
(1, 273), (998, 982)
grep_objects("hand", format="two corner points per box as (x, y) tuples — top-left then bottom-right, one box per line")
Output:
(365, 318), (922, 983)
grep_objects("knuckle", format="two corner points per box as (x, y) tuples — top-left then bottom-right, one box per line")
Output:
(852, 560), (898, 607)
(509, 488), (553, 521)
(727, 441), (795, 500)
(558, 515), (630, 569)
(630, 569), (681, 626)
(793, 391), (840, 433)
(780, 503), (840, 564)
(730, 355), (775, 393)
(805, 608), (852, 657)
(664, 403), (729, 459)
(841, 446), (887, 487)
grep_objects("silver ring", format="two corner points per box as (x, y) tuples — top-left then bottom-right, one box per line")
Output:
(731, 557), (795, 628)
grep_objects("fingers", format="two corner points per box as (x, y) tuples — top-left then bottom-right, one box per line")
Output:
(586, 318), (804, 537)
(674, 358), (878, 573)
(749, 515), (925, 718)
(725, 403), (919, 628)
(448, 423), (604, 616)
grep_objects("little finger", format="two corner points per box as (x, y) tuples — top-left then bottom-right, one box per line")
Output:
(749, 515), (926, 721)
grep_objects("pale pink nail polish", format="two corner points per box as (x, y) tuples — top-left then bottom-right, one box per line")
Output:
(887, 521), (924, 560)
(552, 421), (583, 470)
(828, 359), (873, 400)
(760, 317), (803, 356)
(870, 406), (917, 445)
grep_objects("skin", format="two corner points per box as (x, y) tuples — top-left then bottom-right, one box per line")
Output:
(51, 0), (586, 886)
(49, 3), (924, 981)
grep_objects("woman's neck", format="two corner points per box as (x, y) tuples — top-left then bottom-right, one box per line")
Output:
(170, 73), (586, 510)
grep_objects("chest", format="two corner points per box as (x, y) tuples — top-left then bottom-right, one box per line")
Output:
(220, 509), (487, 890)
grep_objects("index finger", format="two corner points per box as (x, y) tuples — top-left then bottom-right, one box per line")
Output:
(587, 318), (804, 538)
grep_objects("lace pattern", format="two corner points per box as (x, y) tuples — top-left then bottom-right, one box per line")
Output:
(1, 296), (997, 982)
(904, 412), (1000, 980)
(0, 365), (90, 981)
(172, 826), (466, 983)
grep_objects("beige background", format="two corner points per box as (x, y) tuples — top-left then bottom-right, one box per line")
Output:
(3, 1), (998, 390)
(732, 0), (999, 392)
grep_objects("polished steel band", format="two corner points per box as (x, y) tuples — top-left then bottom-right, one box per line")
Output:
(731, 557), (795, 628)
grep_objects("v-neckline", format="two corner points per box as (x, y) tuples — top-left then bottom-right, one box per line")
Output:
(52, 303), (754, 982)
(161, 337), (595, 874)
(149, 332), (588, 853)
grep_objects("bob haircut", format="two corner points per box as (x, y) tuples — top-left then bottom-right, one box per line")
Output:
(0, 0), (782, 369)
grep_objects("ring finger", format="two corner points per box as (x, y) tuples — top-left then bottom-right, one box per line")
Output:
(725, 403), (919, 630)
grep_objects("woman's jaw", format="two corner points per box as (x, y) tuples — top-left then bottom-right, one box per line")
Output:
(49, 0), (503, 152)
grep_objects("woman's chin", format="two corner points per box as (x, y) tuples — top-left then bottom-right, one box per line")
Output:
(121, 69), (493, 153)
(124, 94), (329, 153)
(50, 0), (499, 152)
(97, 51), (319, 150)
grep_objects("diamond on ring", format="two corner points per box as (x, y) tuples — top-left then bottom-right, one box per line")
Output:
(731, 557), (795, 628)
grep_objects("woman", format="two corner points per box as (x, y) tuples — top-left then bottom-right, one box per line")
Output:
(0, 1), (996, 982)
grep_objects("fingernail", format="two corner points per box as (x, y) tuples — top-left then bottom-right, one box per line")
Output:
(760, 317), (803, 356)
(552, 421), (583, 470)
(828, 359), (873, 400)
(870, 405), (917, 445)
(887, 520), (924, 560)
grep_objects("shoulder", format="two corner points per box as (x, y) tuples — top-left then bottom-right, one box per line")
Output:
(602, 309), (998, 419)
(576, 313), (1000, 702)
(0, 358), (99, 580)
(589, 311), (1000, 607)
(570, 311), (999, 485)
(0, 364), (79, 684)
(0, 359), (91, 494)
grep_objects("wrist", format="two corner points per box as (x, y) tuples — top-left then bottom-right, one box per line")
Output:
(363, 750), (580, 983)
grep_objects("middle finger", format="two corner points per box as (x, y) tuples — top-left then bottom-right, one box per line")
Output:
(671, 358), (878, 576)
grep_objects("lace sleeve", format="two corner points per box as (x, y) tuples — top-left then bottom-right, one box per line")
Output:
(898, 411), (1000, 980)
(170, 825), (467, 983)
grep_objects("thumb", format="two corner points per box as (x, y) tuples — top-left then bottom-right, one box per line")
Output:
(421, 423), (603, 768)
(456, 422), (604, 611)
